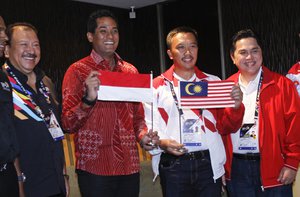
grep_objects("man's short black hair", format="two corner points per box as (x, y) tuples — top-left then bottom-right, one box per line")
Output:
(6, 22), (38, 45)
(87, 9), (118, 33)
(230, 29), (262, 55)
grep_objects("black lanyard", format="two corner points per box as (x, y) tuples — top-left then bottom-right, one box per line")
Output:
(254, 71), (263, 121)
(166, 79), (184, 116)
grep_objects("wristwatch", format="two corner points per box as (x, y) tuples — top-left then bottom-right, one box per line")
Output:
(18, 172), (26, 182)
(81, 95), (97, 106)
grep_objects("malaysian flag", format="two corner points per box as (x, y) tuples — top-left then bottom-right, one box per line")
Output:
(178, 80), (235, 109)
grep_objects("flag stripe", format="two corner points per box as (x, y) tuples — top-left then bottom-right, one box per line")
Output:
(181, 104), (235, 109)
(181, 99), (234, 103)
(207, 81), (235, 85)
(181, 101), (235, 105)
(182, 94), (231, 99)
(98, 86), (153, 102)
(99, 70), (151, 88)
(208, 89), (232, 92)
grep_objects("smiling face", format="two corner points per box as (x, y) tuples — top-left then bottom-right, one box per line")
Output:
(0, 16), (8, 58)
(231, 37), (263, 81)
(167, 32), (198, 72)
(5, 26), (41, 75)
(87, 16), (119, 60)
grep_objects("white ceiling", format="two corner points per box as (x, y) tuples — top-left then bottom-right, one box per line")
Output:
(72, 0), (170, 9)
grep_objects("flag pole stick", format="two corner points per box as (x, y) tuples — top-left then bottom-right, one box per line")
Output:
(178, 81), (182, 144)
(151, 103), (154, 133)
(150, 71), (154, 132)
(179, 115), (182, 144)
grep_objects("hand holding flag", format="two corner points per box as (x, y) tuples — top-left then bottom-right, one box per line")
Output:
(230, 84), (243, 109)
(84, 71), (100, 103)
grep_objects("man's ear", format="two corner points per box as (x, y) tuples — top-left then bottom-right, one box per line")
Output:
(167, 49), (173, 60)
(230, 53), (235, 65)
(4, 45), (9, 58)
(87, 32), (93, 43)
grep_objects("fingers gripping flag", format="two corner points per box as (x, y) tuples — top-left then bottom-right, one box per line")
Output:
(97, 71), (153, 102)
(178, 80), (235, 109)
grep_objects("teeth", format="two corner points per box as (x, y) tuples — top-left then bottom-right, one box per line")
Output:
(246, 62), (255, 66)
(24, 57), (35, 60)
(104, 41), (113, 45)
(183, 57), (192, 62)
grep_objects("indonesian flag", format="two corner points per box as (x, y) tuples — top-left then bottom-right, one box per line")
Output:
(97, 70), (153, 102)
(178, 80), (235, 109)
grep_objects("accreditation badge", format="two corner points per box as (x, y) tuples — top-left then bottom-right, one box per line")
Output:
(48, 112), (64, 141)
(181, 118), (202, 147)
(238, 123), (258, 150)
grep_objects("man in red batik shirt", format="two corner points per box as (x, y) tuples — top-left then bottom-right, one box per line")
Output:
(61, 9), (158, 197)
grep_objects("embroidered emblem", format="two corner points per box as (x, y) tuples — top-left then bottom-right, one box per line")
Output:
(0, 81), (10, 91)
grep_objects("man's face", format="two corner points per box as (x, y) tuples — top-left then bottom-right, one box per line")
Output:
(87, 17), (119, 59)
(0, 16), (8, 58)
(167, 32), (198, 71)
(5, 26), (41, 74)
(231, 37), (263, 78)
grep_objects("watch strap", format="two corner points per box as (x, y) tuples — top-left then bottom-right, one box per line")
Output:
(81, 96), (97, 106)
(18, 172), (26, 182)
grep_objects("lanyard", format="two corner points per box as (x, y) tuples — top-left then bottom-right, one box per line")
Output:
(4, 64), (52, 122)
(254, 71), (263, 121)
(166, 79), (184, 143)
(166, 79), (184, 116)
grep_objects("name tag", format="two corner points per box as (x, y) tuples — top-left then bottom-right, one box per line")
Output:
(48, 112), (64, 141)
(182, 118), (202, 147)
(238, 123), (258, 150)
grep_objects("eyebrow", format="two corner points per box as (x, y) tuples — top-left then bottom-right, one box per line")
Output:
(238, 46), (260, 51)
(14, 40), (40, 44)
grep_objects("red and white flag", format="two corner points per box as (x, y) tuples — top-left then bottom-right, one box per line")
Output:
(178, 80), (235, 109)
(97, 71), (153, 102)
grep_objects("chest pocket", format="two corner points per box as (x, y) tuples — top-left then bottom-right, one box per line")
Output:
(0, 81), (12, 103)
(0, 78), (13, 122)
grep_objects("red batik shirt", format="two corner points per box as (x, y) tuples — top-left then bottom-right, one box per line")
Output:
(61, 50), (147, 175)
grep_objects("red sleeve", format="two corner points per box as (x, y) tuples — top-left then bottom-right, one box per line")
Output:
(216, 103), (245, 135)
(282, 78), (300, 169)
(61, 64), (93, 133)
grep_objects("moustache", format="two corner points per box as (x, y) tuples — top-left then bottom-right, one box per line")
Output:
(22, 53), (37, 58)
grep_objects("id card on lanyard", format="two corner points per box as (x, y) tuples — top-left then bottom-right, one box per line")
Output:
(46, 111), (64, 141)
(238, 123), (258, 150)
(182, 117), (202, 146)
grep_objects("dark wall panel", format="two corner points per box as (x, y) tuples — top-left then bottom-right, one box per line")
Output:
(118, 5), (160, 77)
(221, 0), (299, 77)
(162, 0), (221, 77)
